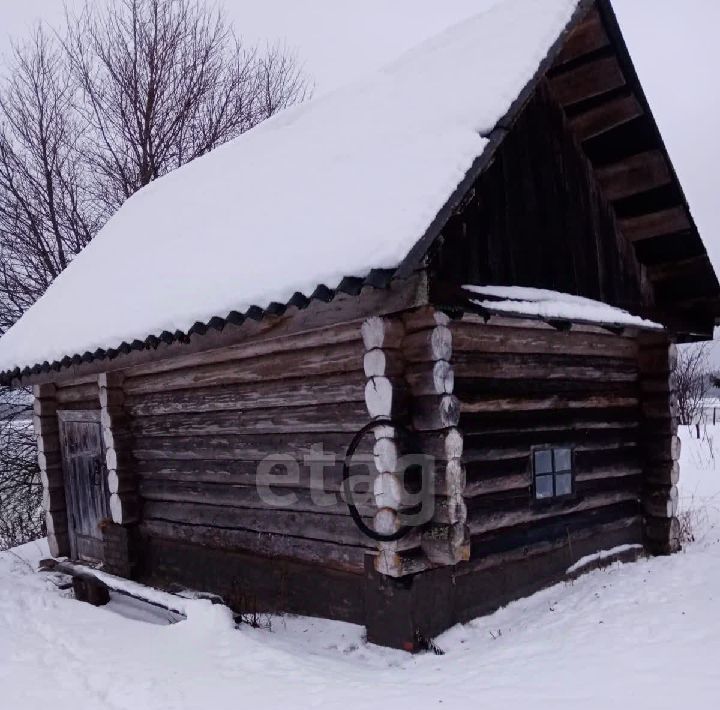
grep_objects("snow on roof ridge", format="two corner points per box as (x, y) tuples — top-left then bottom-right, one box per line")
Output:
(0, 0), (581, 374)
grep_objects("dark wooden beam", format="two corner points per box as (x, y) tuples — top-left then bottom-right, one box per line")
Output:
(618, 207), (691, 242)
(596, 150), (672, 201)
(554, 7), (610, 66)
(549, 55), (625, 107)
(646, 255), (713, 283)
(570, 93), (643, 142)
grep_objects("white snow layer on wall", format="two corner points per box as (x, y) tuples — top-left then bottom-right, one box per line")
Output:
(0, 0), (581, 373)
(465, 285), (664, 329)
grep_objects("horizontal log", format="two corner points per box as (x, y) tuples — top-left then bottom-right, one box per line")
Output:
(33, 399), (57, 417)
(124, 342), (363, 395)
(453, 351), (638, 382)
(365, 376), (405, 418)
(133, 432), (373, 463)
(461, 512), (642, 575)
(403, 326), (452, 363)
(131, 401), (369, 438)
(421, 523), (470, 566)
(363, 348), (404, 378)
(646, 461), (679, 486)
(33, 383), (56, 399)
(415, 428), (464, 461)
(40, 466), (65, 490)
(549, 55), (625, 107)
(646, 435), (681, 463)
(373, 437), (399, 474)
(570, 93), (643, 142)
(468, 489), (640, 536)
(644, 486), (679, 519)
(459, 393), (639, 414)
(125, 372), (366, 417)
(361, 316), (405, 351)
(110, 493), (139, 525)
(412, 395), (460, 431)
(136, 458), (374, 492)
(139, 478), (373, 516)
(433, 495), (468, 526)
(141, 518), (369, 574)
(404, 360), (454, 396)
(375, 550), (431, 578)
(402, 307), (451, 334)
(618, 207), (691, 243)
(597, 151), (672, 202)
(144, 500), (374, 548)
(55, 383), (99, 405)
(451, 322), (638, 359)
(107, 470), (138, 495)
(128, 320), (365, 380)
(464, 422), (640, 452)
(644, 516), (681, 555)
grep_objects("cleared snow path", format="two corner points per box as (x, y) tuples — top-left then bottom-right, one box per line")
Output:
(1, 426), (719, 710)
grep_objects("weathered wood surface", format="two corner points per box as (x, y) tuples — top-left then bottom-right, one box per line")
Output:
(141, 519), (369, 574)
(549, 55), (625, 107)
(554, 7), (609, 66)
(58, 414), (111, 561)
(452, 317), (644, 561)
(124, 342), (363, 394)
(125, 373), (366, 417)
(596, 151), (672, 202)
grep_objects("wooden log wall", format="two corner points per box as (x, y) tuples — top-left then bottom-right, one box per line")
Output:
(638, 334), (681, 554)
(451, 315), (646, 573)
(403, 308), (470, 568)
(33, 384), (70, 558)
(121, 321), (378, 575)
(98, 373), (139, 526)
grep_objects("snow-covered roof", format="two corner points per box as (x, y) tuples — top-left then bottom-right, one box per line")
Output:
(0, 0), (582, 376)
(465, 285), (663, 330)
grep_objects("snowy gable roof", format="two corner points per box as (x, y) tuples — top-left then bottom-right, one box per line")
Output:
(0, 0), (582, 376)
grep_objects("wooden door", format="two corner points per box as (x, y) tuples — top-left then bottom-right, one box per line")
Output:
(58, 411), (110, 561)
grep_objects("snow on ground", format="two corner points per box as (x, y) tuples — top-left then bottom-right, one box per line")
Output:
(1, 426), (719, 710)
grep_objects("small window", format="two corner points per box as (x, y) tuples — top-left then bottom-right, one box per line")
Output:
(532, 448), (574, 502)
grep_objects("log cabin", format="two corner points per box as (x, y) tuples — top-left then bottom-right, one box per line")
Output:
(0, 0), (718, 650)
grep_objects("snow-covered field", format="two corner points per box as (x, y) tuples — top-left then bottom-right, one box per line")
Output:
(1, 427), (719, 710)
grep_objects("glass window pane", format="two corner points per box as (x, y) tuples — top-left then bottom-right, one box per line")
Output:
(535, 474), (554, 500)
(555, 473), (573, 497)
(554, 448), (572, 472)
(534, 450), (553, 474)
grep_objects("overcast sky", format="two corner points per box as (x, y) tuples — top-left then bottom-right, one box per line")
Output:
(1, 0), (718, 274)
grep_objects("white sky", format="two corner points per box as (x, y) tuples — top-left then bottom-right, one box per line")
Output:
(1, 0), (719, 273)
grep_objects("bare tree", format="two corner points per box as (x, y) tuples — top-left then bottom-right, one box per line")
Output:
(673, 343), (711, 428)
(0, 28), (100, 331)
(0, 390), (42, 550)
(63, 0), (309, 212)
(0, 0), (310, 549)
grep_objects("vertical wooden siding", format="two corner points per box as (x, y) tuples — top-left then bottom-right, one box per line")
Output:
(430, 81), (652, 312)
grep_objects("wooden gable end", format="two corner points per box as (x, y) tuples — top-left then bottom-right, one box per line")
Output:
(424, 0), (719, 340)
